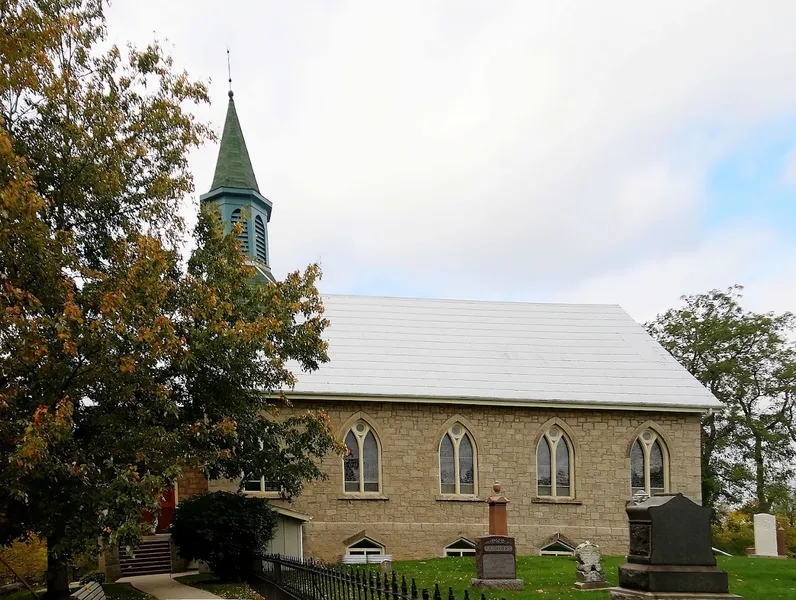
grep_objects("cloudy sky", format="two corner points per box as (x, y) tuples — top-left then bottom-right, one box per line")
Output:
(105, 0), (796, 323)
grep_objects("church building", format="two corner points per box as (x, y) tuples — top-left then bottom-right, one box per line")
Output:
(143, 91), (721, 569)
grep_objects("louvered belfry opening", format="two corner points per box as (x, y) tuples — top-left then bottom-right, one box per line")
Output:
(231, 208), (249, 254)
(255, 215), (267, 263)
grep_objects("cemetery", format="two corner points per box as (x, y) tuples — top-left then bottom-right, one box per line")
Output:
(245, 490), (792, 600)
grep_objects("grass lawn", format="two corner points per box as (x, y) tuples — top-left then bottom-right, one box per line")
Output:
(103, 583), (155, 600)
(392, 555), (796, 600)
(1, 588), (44, 600)
(3, 583), (152, 600)
(174, 573), (264, 600)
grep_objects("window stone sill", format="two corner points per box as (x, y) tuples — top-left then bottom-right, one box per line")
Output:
(338, 494), (389, 501)
(436, 495), (484, 502)
(243, 491), (281, 499)
(532, 497), (582, 505)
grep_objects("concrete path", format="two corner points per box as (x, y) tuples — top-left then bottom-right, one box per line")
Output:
(118, 572), (222, 600)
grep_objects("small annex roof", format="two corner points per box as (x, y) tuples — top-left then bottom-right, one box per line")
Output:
(273, 506), (311, 522)
(287, 294), (721, 412)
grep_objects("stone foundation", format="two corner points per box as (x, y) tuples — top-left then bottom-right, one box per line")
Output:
(99, 540), (120, 583)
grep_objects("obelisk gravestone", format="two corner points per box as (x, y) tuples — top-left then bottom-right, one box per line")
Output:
(471, 483), (524, 591)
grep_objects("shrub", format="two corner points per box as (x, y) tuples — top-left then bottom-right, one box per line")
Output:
(171, 492), (278, 581)
(71, 543), (102, 583)
(712, 511), (754, 556)
(79, 571), (106, 585)
(0, 536), (47, 586)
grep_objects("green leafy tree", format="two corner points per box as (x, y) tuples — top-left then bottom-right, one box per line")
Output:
(170, 492), (278, 581)
(0, 2), (339, 597)
(646, 286), (796, 513)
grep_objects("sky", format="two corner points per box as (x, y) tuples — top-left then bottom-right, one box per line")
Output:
(104, 0), (796, 324)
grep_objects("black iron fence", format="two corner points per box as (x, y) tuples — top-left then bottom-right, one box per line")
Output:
(251, 554), (486, 600)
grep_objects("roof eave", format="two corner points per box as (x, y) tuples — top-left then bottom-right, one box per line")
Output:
(199, 187), (273, 219)
(278, 391), (720, 414)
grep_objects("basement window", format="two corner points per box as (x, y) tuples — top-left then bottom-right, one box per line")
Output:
(444, 539), (476, 557)
(540, 540), (575, 556)
(346, 538), (385, 556)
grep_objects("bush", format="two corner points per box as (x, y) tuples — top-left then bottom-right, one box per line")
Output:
(0, 536), (47, 586)
(712, 510), (796, 557)
(712, 511), (754, 556)
(71, 543), (101, 583)
(79, 571), (106, 585)
(171, 492), (278, 581)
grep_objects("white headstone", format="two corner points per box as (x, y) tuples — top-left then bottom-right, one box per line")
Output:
(753, 513), (778, 557)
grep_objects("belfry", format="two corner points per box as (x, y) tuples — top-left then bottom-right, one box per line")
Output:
(200, 89), (274, 284)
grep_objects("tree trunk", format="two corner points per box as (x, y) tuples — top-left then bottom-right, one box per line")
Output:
(45, 538), (70, 600)
(754, 434), (769, 513)
(700, 421), (719, 513)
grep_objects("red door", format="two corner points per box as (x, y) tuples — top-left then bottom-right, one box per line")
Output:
(156, 487), (175, 533)
(142, 487), (175, 534)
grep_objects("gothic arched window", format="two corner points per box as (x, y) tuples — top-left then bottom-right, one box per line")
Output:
(254, 215), (267, 263)
(631, 428), (668, 496)
(343, 421), (380, 493)
(439, 423), (477, 495)
(231, 208), (249, 254)
(536, 425), (573, 497)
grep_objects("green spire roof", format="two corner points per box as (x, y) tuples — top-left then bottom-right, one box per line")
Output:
(210, 92), (259, 192)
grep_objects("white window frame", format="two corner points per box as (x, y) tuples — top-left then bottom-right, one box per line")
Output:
(631, 429), (669, 496)
(343, 421), (382, 494)
(242, 439), (281, 496)
(540, 541), (575, 556)
(438, 424), (477, 496)
(443, 539), (477, 557)
(243, 477), (281, 495)
(536, 425), (575, 498)
(346, 538), (385, 556)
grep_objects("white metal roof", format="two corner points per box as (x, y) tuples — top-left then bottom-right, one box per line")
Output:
(287, 294), (721, 411)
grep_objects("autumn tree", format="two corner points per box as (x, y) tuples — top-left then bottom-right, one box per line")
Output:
(646, 286), (796, 513)
(0, 1), (338, 597)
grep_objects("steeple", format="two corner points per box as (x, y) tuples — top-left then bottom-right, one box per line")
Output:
(200, 87), (274, 284)
(210, 92), (260, 192)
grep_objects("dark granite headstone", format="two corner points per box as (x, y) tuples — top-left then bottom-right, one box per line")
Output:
(476, 536), (517, 580)
(617, 494), (732, 595)
(777, 526), (788, 558)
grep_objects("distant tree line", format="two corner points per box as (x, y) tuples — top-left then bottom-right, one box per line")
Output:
(646, 285), (796, 521)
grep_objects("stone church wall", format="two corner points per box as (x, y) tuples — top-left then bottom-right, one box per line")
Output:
(177, 467), (209, 501)
(209, 399), (702, 561)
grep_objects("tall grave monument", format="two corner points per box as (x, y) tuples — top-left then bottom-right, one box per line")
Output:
(610, 493), (741, 600)
(751, 513), (779, 558)
(471, 483), (524, 591)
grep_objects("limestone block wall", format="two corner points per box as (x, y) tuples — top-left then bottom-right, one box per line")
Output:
(209, 400), (702, 561)
(178, 467), (208, 501)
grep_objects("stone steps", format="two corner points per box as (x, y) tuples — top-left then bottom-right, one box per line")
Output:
(119, 539), (171, 577)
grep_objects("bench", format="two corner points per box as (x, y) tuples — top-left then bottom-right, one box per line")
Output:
(70, 581), (105, 600)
